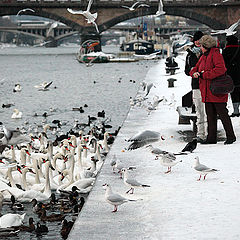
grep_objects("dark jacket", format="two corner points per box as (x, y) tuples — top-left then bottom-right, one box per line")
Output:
(185, 45), (201, 89)
(222, 44), (240, 86)
(190, 48), (227, 103)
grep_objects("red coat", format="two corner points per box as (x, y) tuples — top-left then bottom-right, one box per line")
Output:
(190, 48), (227, 103)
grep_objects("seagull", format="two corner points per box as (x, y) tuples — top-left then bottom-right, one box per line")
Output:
(46, 22), (58, 36)
(145, 83), (156, 97)
(159, 152), (182, 174)
(34, 81), (53, 91)
(194, 156), (219, 181)
(137, 4), (150, 9)
(0, 126), (31, 146)
(181, 139), (197, 153)
(121, 168), (150, 194)
(127, 130), (164, 150)
(11, 109), (22, 119)
(16, 8), (35, 16)
(121, 1), (140, 11)
(13, 83), (22, 93)
(102, 183), (137, 212)
(67, 0), (99, 33)
(211, 18), (240, 36)
(155, 0), (165, 17)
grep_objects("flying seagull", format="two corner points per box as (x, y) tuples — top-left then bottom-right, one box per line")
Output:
(16, 8), (35, 16)
(121, 1), (140, 11)
(155, 0), (165, 17)
(34, 81), (53, 91)
(47, 22), (58, 36)
(126, 130), (164, 150)
(67, 0), (99, 33)
(194, 156), (219, 181)
(211, 18), (240, 36)
(102, 183), (137, 212)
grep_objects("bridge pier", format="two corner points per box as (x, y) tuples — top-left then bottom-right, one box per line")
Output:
(80, 33), (102, 52)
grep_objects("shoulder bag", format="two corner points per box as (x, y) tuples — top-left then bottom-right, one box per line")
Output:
(210, 53), (234, 95)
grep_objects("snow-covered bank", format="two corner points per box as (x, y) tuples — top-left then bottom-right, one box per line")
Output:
(69, 53), (240, 240)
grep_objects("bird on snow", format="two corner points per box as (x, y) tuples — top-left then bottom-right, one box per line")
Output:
(102, 183), (137, 212)
(181, 139), (197, 153)
(194, 156), (219, 181)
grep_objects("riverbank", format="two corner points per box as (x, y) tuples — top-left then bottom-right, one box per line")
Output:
(68, 52), (240, 240)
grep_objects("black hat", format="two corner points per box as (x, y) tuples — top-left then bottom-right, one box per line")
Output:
(192, 31), (204, 42)
(226, 35), (238, 45)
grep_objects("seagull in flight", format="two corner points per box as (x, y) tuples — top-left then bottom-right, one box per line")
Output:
(67, 0), (99, 33)
(16, 8), (35, 16)
(126, 130), (164, 150)
(121, 1), (140, 11)
(47, 22), (58, 36)
(155, 0), (165, 17)
(194, 156), (219, 181)
(211, 18), (240, 36)
(34, 81), (53, 91)
(102, 183), (137, 212)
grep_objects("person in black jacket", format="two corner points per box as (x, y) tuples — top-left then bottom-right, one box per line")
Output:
(222, 35), (240, 117)
(184, 31), (207, 141)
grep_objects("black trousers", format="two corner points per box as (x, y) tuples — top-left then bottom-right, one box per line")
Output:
(230, 86), (240, 103)
(205, 102), (236, 141)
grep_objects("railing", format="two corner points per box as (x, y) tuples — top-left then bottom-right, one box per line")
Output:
(0, 0), (238, 5)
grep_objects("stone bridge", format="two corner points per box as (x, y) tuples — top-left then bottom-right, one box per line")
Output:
(1, 0), (240, 33)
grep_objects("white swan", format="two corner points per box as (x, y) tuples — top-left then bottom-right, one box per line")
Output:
(0, 213), (26, 228)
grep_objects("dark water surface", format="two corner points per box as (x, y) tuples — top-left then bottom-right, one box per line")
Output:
(0, 45), (157, 239)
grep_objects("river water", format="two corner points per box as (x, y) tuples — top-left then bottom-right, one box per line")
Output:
(0, 44), (158, 239)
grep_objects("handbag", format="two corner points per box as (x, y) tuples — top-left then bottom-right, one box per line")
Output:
(209, 53), (235, 95)
(210, 73), (234, 95)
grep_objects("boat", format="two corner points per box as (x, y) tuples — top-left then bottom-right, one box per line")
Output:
(77, 52), (110, 63)
(120, 39), (155, 55)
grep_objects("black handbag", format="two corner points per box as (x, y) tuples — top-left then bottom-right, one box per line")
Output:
(210, 73), (234, 95)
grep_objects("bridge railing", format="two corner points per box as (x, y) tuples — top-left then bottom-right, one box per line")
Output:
(0, 0), (232, 6)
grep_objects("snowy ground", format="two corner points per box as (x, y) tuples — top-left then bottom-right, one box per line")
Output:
(69, 52), (240, 240)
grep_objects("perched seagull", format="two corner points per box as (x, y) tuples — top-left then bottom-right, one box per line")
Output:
(16, 8), (35, 16)
(159, 152), (182, 174)
(102, 183), (137, 212)
(194, 156), (219, 181)
(11, 109), (22, 119)
(181, 139), (197, 153)
(13, 83), (22, 93)
(0, 126), (31, 146)
(121, 168), (150, 194)
(211, 18), (240, 36)
(121, 1), (140, 11)
(67, 0), (99, 33)
(155, 0), (165, 17)
(127, 130), (164, 150)
(34, 81), (53, 91)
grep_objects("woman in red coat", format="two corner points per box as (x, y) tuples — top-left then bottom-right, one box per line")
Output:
(190, 35), (236, 144)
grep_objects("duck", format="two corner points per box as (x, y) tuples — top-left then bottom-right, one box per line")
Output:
(18, 217), (35, 232)
(61, 219), (74, 239)
(39, 209), (65, 222)
(0, 213), (26, 228)
(10, 195), (24, 211)
(13, 83), (22, 93)
(35, 222), (48, 234)
(11, 109), (22, 119)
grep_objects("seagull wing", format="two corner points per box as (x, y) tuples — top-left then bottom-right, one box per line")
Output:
(211, 30), (226, 35)
(137, 4), (150, 8)
(25, 8), (35, 13)
(128, 130), (160, 142)
(228, 18), (240, 32)
(92, 22), (99, 33)
(44, 81), (53, 89)
(121, 5), (130, 9)
(132, 1), (140, 8)
(87, 0), (93, 12)
(67, 8), (84, 15)
(125, 178), (141, 187)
